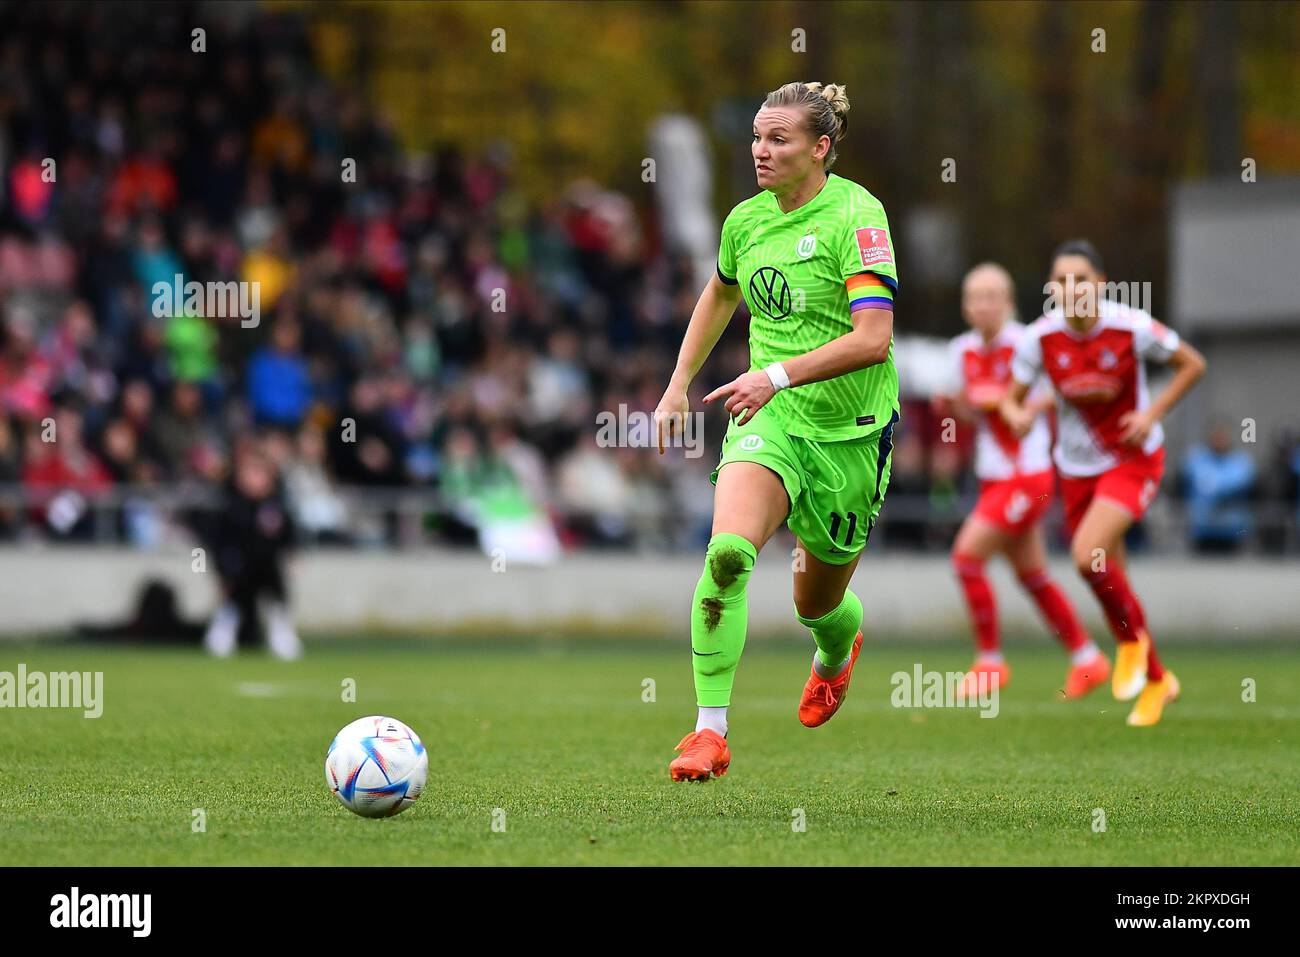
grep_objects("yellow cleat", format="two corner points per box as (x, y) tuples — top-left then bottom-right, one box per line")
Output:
(1112, 631), (1151, 701)
(1126, 671), (1180, 727)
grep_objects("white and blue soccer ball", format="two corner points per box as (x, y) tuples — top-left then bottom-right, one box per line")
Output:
(325, 715), (428, 818)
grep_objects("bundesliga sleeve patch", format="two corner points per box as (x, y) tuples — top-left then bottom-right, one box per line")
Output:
(855, 227), (894, 268)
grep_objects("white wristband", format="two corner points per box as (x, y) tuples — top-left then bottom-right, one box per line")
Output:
(763, 362), (791, 392)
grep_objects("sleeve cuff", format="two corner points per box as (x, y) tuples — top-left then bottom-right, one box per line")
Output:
(716, 262), (737, 285)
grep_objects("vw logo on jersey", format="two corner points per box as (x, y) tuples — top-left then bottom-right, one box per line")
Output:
(748, 266), (792, 320)
(738, 434), (765, 452)
(796, 233), (817, 259)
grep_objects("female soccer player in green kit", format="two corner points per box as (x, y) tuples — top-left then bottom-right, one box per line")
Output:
(654, 82), (901, 781)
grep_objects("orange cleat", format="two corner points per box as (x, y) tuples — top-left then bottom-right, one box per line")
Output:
(954, 659), (1009, 703)
(669, 729), (731, 782)
(1127, 671), (1180, 727)
(1112, 631), (1151, 701)
(798, 632), (864, 728)
(1062, 653), (1111, 700)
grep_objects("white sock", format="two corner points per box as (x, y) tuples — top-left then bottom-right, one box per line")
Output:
(695, 706), (727, 737)
(976, 651), (1005, 665)
(812, 650), (851, 679)
(265, 600), (303, 661)
(1071, 642), (1102, 666)
(203, 601), (239, 658)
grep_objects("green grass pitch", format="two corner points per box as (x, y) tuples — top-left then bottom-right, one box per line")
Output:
(1, 636), (1296, 866)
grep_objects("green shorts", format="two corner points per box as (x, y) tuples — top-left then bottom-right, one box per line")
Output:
(709, 406), (899, 565)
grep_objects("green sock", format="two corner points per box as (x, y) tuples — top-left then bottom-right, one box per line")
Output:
(691, 532), (757, 708)
(798, 588), (863, 671)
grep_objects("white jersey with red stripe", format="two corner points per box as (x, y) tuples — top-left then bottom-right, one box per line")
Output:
(944, 321), (1053, 481)
(1011, 299), (1181, 478)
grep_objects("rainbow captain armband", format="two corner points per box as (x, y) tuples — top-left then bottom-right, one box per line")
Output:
(846, 273), (894, 312)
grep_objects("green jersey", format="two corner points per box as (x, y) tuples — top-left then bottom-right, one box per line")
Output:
(717, 172), (899, 441)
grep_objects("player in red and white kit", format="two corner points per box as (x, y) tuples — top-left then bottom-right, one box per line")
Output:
(936, 263), (1107, 701)
(1002, 241), (1206, 726)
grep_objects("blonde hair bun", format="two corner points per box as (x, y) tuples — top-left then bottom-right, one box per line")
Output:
(811, 82), (849, 118)
(763, 81), (850, 170)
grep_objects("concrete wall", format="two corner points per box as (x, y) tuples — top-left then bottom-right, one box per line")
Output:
(0, 547), (1295, 641)
(1182, 332), (1300, 452)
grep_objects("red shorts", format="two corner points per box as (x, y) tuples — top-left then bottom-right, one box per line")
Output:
(973, 470), (1055, 535)
(1058, 447), (1165, 537)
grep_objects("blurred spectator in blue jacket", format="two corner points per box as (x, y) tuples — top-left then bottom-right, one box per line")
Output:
(248, 318), (312, 429)
(1180, 422), (1256, 554)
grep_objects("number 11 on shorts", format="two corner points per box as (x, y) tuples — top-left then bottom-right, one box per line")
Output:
(828, 511), (858, 548)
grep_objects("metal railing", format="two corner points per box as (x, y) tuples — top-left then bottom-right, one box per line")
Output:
(0, 483), (1295, 556)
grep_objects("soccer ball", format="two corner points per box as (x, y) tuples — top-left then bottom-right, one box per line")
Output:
(325, 715), (428, 818)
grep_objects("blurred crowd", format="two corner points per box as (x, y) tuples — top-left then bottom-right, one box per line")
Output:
(1175, 422), (1300, 555)
(1, 5), (1297, 556)
(0, 5), (741, 551)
